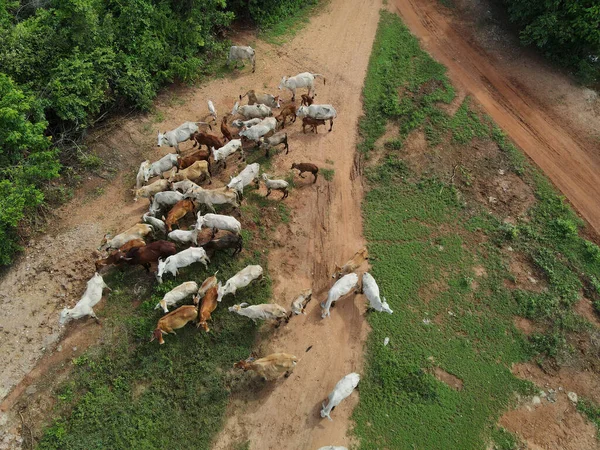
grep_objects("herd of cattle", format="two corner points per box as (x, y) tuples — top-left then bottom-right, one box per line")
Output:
(56, 46), (394, 443)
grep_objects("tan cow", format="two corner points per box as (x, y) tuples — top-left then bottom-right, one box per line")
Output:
(133, 178), (170, 202)
(100, 223), (153, 251)
(196, 286), (218, 332)
(234, 353), (298, 380)
(164, 199), (196, 232)
(332, 247), (369, 279)
(169, 160), (211, 184)
(151, 305), (198, 345)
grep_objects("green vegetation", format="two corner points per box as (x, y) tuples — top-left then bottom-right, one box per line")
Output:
(353, 11), (600, 448)
(320, 168), (335, 181)
(0, 0), (321, 265)
(578, 397), (600, 438)
(256, 0), (321, 45)
(38, 193), (283, 449)
(503, 0), (600, 84)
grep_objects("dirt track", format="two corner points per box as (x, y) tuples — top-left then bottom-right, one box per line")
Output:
(392, 0), (600, 235)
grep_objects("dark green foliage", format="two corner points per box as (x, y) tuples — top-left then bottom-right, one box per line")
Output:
(503, 0), (600, 83)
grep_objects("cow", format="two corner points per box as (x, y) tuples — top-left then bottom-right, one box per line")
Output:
(212, 139), (244, 169)
(168, 160), (211, 185)
(262, 173), (289, 199)
(133, 178), (170, 202)
(194, 272), (219, 305)
(217, 265), (263, 302)
(226, 163), (260, 198)
(148, 191), (184, 217)
(234, 353), (298, 380)
(142, 213), (167, 234)
(136, 160), (150, 188)
(321, 273), (360, 319)
(227, 45), (256, 72)
(196, 213), (241, 235)
(332, 247), (369, 279)
(100, 223), (153, 251)
(361, 272), (393, 314)
(164, 199), (197, 233)
(259, 132), (289, 158)
(185, 186), (240, 211)
(297, 104), (337, 132)
(278, 72), (326, 101)
(94, 239), (146, 271)
(232, 118), (262, 129)
(168, 226), (215, 247)
(302, 117), (327, 134)
(190, 131), (225, 152)
(156, 247), (210, 284)
(202, 232), (243, 257)
(120, 240), (177, 272)
(240, 90), (280, 108)
(195, 285), (218, 332)
(171, 179), (200, 194)
(239, 117), (277, 144)
(275, 103), (297, 128)
(237, 104), (272, 120)
(177, 149), (210, 171)
(59, 273), (111, 325)
(157, 122), (211, 154)
(220, 114), (239, 142)
(291, 289), (313, 315)
(320, 373), (360, 421)
(155, 281), (199, 313)
(291, 162), (318, 182)
(228, 303), (289, 325)
(144, 153), (179, 181)
(151, 305), (198, 345)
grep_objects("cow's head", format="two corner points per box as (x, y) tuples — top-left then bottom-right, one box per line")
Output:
(296, 106), (308, 117)
(150, 328), (165, 344)
(278, 77), (288, 90)
(157, 131), (166, 147)
(274, 96), (281, 108)
(59, 308), (72, 326)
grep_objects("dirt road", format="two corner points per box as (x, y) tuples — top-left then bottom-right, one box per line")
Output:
(392, 0), (600, 235)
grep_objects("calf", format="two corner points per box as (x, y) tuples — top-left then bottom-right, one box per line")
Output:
(134, 178), (170, 201)
(234, 353), (298, 380)
(202, 232), (243, 257)
(291, 289), (313, 315)
(177, 149), (210, 170)
(221, 114), (239, 142)
(361, 272), (393, 314)
(217, 265), (263, 302)
(155, 281), (199, 313)
(228, 303), (289, 325)
(59, 273), (110, 325)
(144, 153), (179, 181)
(321, 273), (360, 318)
(191, 131), (224, 152)
(151, 305), (198, 345)
(121, 240), (177, 272)
(168, 226), (215, 247)
(275, 103), (297, 128)
(300, 94), (315, 106)
(156, 247), (210, 283)
(259, 132), (289, 158)
(164, 199), (196, 233)
(297, 104), (337, 132)
(332, 247), (369, 279)
(291, 162), (319, 183)
(100, 223), (153, 251)
(227, 163), (260, 197)
(302, 117), (326, 134)
(95, 239), (145, 271)
(320, 373), (360, 421)
(168, 160), (211, 185)
(195, 285), (218, 331)
(136, 160), (150, 188)
(262, 173), (289, 199)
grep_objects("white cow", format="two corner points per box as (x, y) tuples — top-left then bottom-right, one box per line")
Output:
(156, 247), (210, 284)
(320, 373), (360, 421)
(361, 273), (393, 314)
(262, 173), (289, 199)
(144, 153), (179, 181)
(232, 118), (262, 129)
(142, 213), (167, 234)
(148, 191), (184, 217)
(134, 178), (170, 201)
(59, 273), (110, 325)
(259, 131), (289, 157)
(167, 228), (201, 246)
(278, 72), (326, 100)
(207, 100), (217, 121)
(227, 45), (256, 72)
(237, 104), (272, 119)
(239, 117), (277, 143)
(291, 289), (313, 315)
(217, 265), (263, 302)
(321, 273), (359, 318)
(155, 281), (199, 313)
(185, 186), (239, 211)
(136, 160), (150, 188)
(196, 213), (241, 235)
(212, 139), (244, 169)
(296, 104), (337, 132)
(227, 163), (260, 196)
(171, 179), (200, 194)
(228, 303), (288, 323)
(100, 223), (153, 250)
(157, 121), (209, 153)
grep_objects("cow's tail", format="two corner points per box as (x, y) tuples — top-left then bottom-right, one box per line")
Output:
(312, 73), (326, 85)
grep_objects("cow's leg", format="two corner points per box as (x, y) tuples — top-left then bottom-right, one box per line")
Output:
(282, 189), (288, 200)
(265, 146), (270, 158)
(299, 171), (305, 178)
(291, 88), (296, 102)
(285, 141), (289, 155)
(265, 188), (271, 198)
(313, 172), (318, 183)
(329, 119), (334, 132)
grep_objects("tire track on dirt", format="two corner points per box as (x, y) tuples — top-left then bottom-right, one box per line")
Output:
(393, 0), (600, 235)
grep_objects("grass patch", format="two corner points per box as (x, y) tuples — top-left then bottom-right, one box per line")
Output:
(353, 10), (600, 449)
(577, 397), (600, 438)
(259, 0), (323, 45)
(321, 168), (335, 181)
(38, 194), (281, 449)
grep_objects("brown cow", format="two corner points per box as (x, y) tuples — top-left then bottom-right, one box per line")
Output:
(202, 232), (243, 257)
(332, 246), (369, 279)
(300, 94), (314, 106)
(164, 199), (196, 232)
(195, 286), (218, 331)
(194, 272), (219, 305)
(234, 353), (298, 380)
(302, 117), (326, 134)
(121, 240), (177, 272)
(291, 162), (319, 183)
(177, 149), (210, 171)
(151, 305), (198, 345)
(276, 103), (297, 128)
(95, 239), (146, 271)
(191, 131), (224, 151)
(220, 114), (239, 142)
